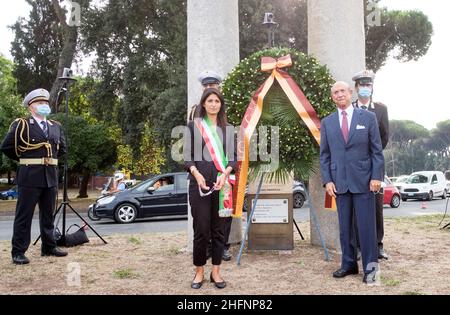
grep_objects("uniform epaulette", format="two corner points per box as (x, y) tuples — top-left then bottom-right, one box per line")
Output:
(49, 119), (61, 126)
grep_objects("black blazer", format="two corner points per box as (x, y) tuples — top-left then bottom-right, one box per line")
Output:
(184, 120), (237, 185)
(353, 101), (389, 149)
(1, 117), (66, 188)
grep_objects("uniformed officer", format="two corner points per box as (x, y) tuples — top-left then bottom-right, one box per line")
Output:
(1, 88), (68, 264)
(352, 70), (390, 260)
(188, 70), (222, 121)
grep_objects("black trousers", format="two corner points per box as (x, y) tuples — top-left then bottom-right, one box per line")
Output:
(12, 186), (57, 256)
(189, 184), (227, 266)
(374, 192), (384, 245)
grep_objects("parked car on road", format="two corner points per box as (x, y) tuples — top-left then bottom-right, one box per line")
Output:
(383, 177), (401, 208)
(90, 173), (188, 223)
(0, 186), (18, 200)
(390, 175), (409, 185)
(398, 171), (447, 201)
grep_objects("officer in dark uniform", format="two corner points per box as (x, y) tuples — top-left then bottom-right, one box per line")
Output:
(1, 88), (68, 264)
(352, 70), (390, 260)
(188, 70), (222, 121)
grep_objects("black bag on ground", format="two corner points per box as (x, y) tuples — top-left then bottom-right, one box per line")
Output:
(55, 224), (90, 247)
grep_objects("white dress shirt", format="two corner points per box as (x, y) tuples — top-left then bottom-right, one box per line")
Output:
(32, 115), (48, 133)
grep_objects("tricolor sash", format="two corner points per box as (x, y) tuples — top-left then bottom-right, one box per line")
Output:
(194, 117), (236, 217)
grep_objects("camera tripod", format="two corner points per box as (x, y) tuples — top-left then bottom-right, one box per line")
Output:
(34, 71), (107, 246)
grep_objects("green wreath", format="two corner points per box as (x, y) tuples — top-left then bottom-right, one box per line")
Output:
(222, 47), (336, 181)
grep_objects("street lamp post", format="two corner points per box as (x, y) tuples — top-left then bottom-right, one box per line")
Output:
(263, 12), (278, 47)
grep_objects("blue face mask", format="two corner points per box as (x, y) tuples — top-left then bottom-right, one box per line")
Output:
(358, 87), (372, 98)
(36, 104), (51, 117)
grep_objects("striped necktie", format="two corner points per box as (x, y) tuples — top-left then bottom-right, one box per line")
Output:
(41, 121), (48, 138)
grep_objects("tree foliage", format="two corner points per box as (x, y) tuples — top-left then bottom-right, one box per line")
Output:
(366, 7), (433, 71)
(385, 120), (449, 176)
(0, 55), (27, 180)
(51, 113), (117, 197)
(10, 0), (64, 97)
(132, 122), (166, 177)
(80, 0), (185, 164)
(10, 0), (90, 110)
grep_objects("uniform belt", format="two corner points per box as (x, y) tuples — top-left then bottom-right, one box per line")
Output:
(19, 158), (58, 166)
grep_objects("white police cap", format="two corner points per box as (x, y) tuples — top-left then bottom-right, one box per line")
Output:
(23, 88), (50, 107)
(198, 70), (222, 86)
(352, 70), (375, 85)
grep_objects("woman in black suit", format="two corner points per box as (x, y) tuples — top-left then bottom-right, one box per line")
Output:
(184, 88), (237, 289)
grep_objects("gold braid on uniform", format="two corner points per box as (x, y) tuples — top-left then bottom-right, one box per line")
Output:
(12, 118), (52, 158)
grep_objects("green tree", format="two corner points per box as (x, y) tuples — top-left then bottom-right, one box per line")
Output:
(81, 0), (185, 169)
(10, 0), (64, 97)
(424, 120), (450, 171)
(365, 7), (433, 71)
(51, 113), (118, 198)
(0, 55), (27, 183)
(388, 120), (429, 150)
(385, 120), (431, 176)
(132, 122), (166, 176)
(10, 0), (90, 110)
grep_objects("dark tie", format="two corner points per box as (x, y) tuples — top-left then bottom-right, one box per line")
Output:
(41, 121), (48, 138)
(361, 105), (368, 110)
(341, 111), (349, 143)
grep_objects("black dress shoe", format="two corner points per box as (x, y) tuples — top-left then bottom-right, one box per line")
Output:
(222, 249), (232, 261)
(332, 267), (359, 278)
(363, 273), (377, 284)
(378, 248), (389, 260)
(41, 247), (68, 257)
(210, 273), (226, 289)
(12, 253), (30, 265)
(191, 277), (204, 289)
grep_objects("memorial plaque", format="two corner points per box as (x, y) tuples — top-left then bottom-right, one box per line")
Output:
(251, 199), (289, 224)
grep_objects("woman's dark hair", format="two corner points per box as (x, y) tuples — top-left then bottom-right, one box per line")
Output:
(196, 88), (228, 129)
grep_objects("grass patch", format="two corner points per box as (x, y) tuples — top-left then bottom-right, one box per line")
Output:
(128, 237), (142, 245)
(113, 269), (138, 279)
(168, 246), (182, 255)
(381, 277), (400, 287)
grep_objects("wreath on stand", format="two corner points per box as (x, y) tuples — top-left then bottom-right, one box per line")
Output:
(222, 47), (336, 182)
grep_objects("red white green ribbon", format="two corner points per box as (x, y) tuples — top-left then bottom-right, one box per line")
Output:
(194, 117), (235, 217)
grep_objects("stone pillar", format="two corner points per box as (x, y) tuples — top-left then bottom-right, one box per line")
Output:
(187, 0), (241, 251)
(308, 0), (366, 250)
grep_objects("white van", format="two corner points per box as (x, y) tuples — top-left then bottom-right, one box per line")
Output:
(400, 171), (447, 201)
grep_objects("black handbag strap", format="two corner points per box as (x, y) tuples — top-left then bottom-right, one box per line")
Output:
(66, 223), (87, 233)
